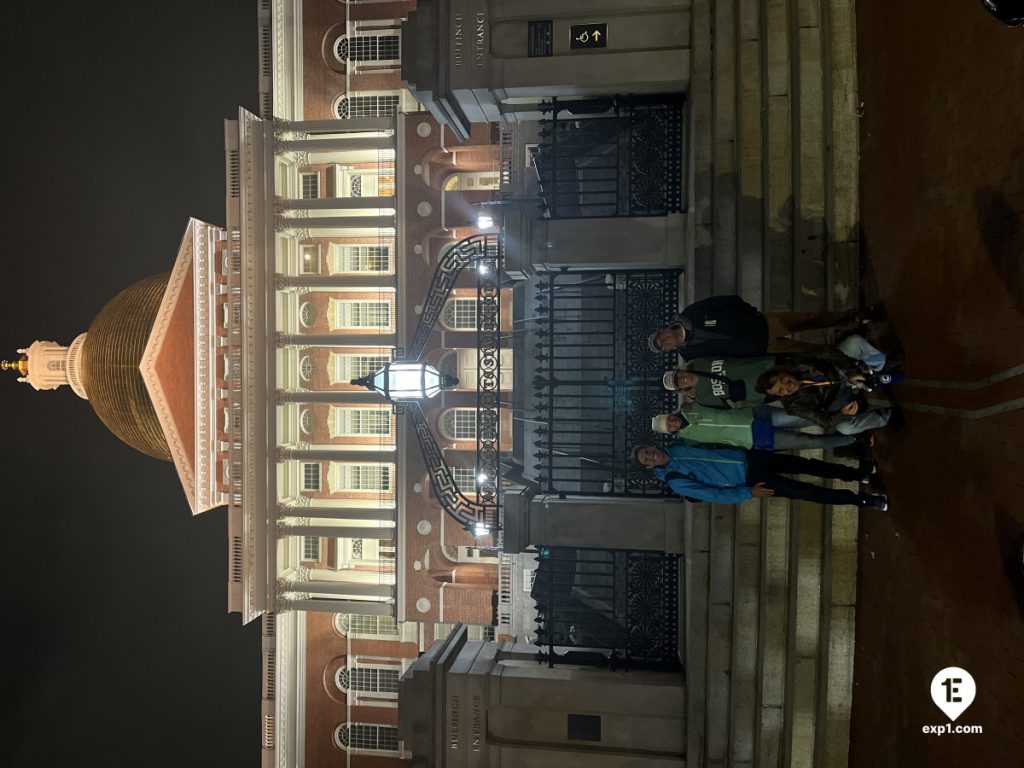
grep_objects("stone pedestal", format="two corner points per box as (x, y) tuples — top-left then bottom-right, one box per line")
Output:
(502, 488), (684, 554)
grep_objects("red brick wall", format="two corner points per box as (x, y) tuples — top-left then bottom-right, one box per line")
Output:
(303, 612), (415, 768)
(301, 0), (415, 120)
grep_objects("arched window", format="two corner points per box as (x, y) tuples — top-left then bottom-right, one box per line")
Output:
(335, 723), (400, 752)
(299, 355), (318, 381)
(335, 664), (401, 694)
(299, 302), (317, 328)
(335, 92), (401, 120)
(334, 34), (400, 62)
(440, 408), (477, 440)
(334, 613), (399, 637)
(441, 298), (477, 330)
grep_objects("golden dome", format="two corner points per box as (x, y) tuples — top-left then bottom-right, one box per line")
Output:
(80, 273), (172, 461)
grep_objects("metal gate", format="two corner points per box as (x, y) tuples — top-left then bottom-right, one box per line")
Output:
(533, 94), (686, 219)
(529, 269), (681, 496)
(531, 546), (680, 669)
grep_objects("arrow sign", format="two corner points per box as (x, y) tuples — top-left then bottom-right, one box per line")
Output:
(570, 23), (607, 49)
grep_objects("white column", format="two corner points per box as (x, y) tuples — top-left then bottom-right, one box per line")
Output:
(278, 136), (393, 153)
(278, 447), (395, 463)
(276, 273), (396, 289)
(283, 580), (394, 598)
(278, 195), (394, 211)
(278, 214), (396, 231)
(280, 117), (394, 134)
(276, 333), (396, 347)
(276, 389), (381, 404)
(278, 502), (396, 521)
(280, 523), (395, 539)
(284, 598), (393, 615)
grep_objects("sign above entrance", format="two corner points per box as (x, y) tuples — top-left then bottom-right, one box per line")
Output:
(570, 23), (608, 49)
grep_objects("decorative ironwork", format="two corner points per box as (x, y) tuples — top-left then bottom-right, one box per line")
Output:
(528, 269), (680, 496)
(531, 547), (680, 669)
(404, 400), (499, 532)
(402, 233), (503, 362)
(533, 94), (685, 219)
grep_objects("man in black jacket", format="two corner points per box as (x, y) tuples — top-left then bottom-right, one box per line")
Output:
(648, 295), (860, 358)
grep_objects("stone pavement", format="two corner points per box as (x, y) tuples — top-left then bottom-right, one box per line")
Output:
(851, 2), (1024, 766)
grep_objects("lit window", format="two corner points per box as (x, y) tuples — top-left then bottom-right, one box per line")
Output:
(440, 408), (477, 440)
(330, 463), (392, 491)
(299, 244), (320, 274)
(336, 93), (401, 119)
(451, 467), (477, 493)
(334, 34), (400, 62)
(330, 407), (392, 437)
(302, 536), (321, 561)
(300, 173), (320, 199)
(335, 723), (399, 752)
(441, 299), (477, 330)
(302, 462), (322, 491)
(331, 354), (390, 383)
(330, 244), (392, 273)
(332, 300), (391, 329)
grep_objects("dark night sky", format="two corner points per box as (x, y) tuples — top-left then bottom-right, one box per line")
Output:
(0, 3), (261, 766)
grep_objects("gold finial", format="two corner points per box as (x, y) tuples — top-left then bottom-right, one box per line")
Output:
(1, 359), (28, 376)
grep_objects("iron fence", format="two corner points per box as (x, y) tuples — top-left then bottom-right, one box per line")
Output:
(531, 546), (680, 669)
(528, 269), (681, 496)
(533, 94), (685, 219)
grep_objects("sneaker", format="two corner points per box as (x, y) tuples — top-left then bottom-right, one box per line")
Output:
(858, 458), (878, 483)
(875, 371), (905, 386)
(863, 494), (888, 511)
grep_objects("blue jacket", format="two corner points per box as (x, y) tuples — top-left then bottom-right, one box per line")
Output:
(652, 443), (752, 503)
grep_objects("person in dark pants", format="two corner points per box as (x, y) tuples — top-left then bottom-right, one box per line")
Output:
(648, 294), (860, 357)
(633, 443), (887, 509)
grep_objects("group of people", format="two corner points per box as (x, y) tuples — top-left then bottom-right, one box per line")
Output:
(634, 295), (903, 510)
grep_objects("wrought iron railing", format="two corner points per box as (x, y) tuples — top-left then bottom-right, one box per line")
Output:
(397, 232), (503, 532)
(534, 94), (685, 219)
(528, 269), (681, 496)
(532, 546), (680, 670)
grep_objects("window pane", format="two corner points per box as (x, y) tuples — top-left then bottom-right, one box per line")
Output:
(331, 463), (393, 491)
(337, 94), (401, 119)
(334, 300), (391, 329)
(302, 536), (321, 560)
(331, 245), (392, 273)
(302, 463), (321, 490)
(300, 174), (319, 199)
(451, 467), (477, 492)
(443, 408), (477, 440)
(333, 407), (392, 436)
(442, 299), (477, 330)
(333, 354), (390, 382)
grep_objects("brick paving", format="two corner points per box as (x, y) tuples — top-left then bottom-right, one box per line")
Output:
(850, 2), (1024, 766)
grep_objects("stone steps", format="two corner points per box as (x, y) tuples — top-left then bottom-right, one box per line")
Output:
(684, 0), (861, 764)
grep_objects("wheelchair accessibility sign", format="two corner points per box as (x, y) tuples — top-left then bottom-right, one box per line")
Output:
(570, 23), (608, 50)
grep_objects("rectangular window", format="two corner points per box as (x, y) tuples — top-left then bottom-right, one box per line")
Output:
(331, 407), (392, 437)
(302, 536), (321, 561)
(302, 462), (321, 491)
(344, 724), (399, 752)
(346, 34), (400, 62)
(331, 354), (390, 383)
(300, 172), (320, 199)
(330, 244), (392, 273)
(332, 300), (391, 329)
(331, 463), (393, 491)
(451, 467), (477, 493)
(299, 244), (320, 274)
